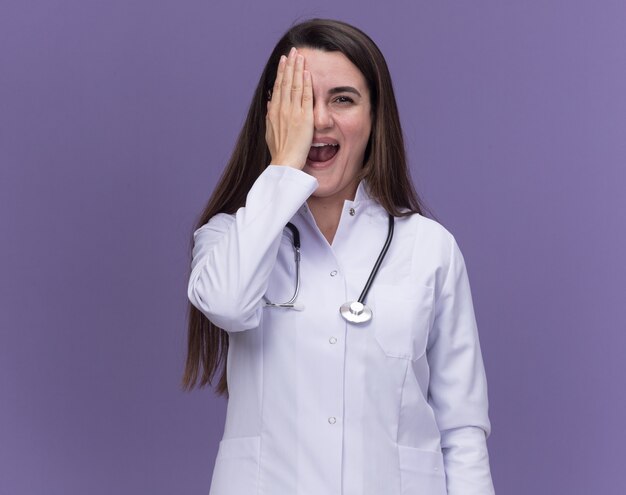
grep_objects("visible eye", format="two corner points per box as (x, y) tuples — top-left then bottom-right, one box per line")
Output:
(333, 95), (354, 104)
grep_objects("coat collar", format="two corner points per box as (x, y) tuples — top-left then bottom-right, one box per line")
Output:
(297, 179), (386, 219)
(344, 180), (386, 217)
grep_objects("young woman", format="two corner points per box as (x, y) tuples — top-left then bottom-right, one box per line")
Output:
(184, 18), (495, 495)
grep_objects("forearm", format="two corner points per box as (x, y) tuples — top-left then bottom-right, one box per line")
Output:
(187, 165), (317, 331)
(441, 426), (494, 494)
(427, 235), (495, 493)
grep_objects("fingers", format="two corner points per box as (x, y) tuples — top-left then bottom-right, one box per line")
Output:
(280, 47), (297, 108)
(265, 47), (314, 169)
(268, 55), (286, 114)
(291, 53), (304, 106)
(302, 69), (312, 112)
(267, 48), (308, 117)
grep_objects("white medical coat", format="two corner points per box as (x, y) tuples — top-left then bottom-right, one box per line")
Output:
(188, 165), (495, 495)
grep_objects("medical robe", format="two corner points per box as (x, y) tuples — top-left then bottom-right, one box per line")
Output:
(188, 165), (495, 495)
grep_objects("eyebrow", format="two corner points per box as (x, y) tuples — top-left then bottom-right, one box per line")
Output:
(328, 86), (362, 97)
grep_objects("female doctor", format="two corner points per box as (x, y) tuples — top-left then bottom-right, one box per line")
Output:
(184, 19), (495, 495)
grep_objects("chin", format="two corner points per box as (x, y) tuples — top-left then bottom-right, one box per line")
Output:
(303, 154), (362, 201)
(311, 177), (359, 201)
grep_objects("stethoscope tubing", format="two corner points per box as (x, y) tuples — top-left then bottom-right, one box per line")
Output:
(264, 214), (395, 324)
(264, 222), (301, 308)
(357, 213), (394, 304)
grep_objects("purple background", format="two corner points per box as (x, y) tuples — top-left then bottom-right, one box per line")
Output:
(2, 1), (625, 494)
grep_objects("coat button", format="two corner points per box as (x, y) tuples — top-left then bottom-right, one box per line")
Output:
(329, 336), (337, 344)
(349, 208), (356, 216)
(330, 270), (338, 277)
(328, 417), (336, 424)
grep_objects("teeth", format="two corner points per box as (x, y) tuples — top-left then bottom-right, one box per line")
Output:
(311, 143), (338, 147)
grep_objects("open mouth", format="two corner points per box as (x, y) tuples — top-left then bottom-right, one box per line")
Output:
(307, 143), (339, 163)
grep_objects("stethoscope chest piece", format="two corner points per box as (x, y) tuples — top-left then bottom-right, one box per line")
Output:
(340, 301), (372, 324)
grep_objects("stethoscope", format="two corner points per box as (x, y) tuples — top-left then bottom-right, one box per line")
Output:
(264, 214), (395, 324)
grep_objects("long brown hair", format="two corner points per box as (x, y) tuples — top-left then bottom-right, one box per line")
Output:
(182, 18), (426, 395)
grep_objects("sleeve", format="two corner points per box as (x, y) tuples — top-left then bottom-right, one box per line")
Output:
(426, 234), (495, 495)
(187, 165), (318, 332)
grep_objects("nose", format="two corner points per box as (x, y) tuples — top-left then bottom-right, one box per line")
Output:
(313, 101), (333, 130)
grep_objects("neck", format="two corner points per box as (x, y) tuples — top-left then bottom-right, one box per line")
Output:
(307, 181), (359, 245)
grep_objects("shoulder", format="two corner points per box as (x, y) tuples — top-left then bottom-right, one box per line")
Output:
(192, 212), (236, 242)
(396, 212), (457, 255)
(391, 212), (464, 290)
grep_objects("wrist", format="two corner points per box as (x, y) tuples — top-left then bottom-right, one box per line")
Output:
(270, 155), (306, 170)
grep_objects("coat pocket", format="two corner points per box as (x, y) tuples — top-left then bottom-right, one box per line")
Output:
(398, 445), (447, 495)
(371, 283), (434, 360)
(209, 435), (261, 495)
